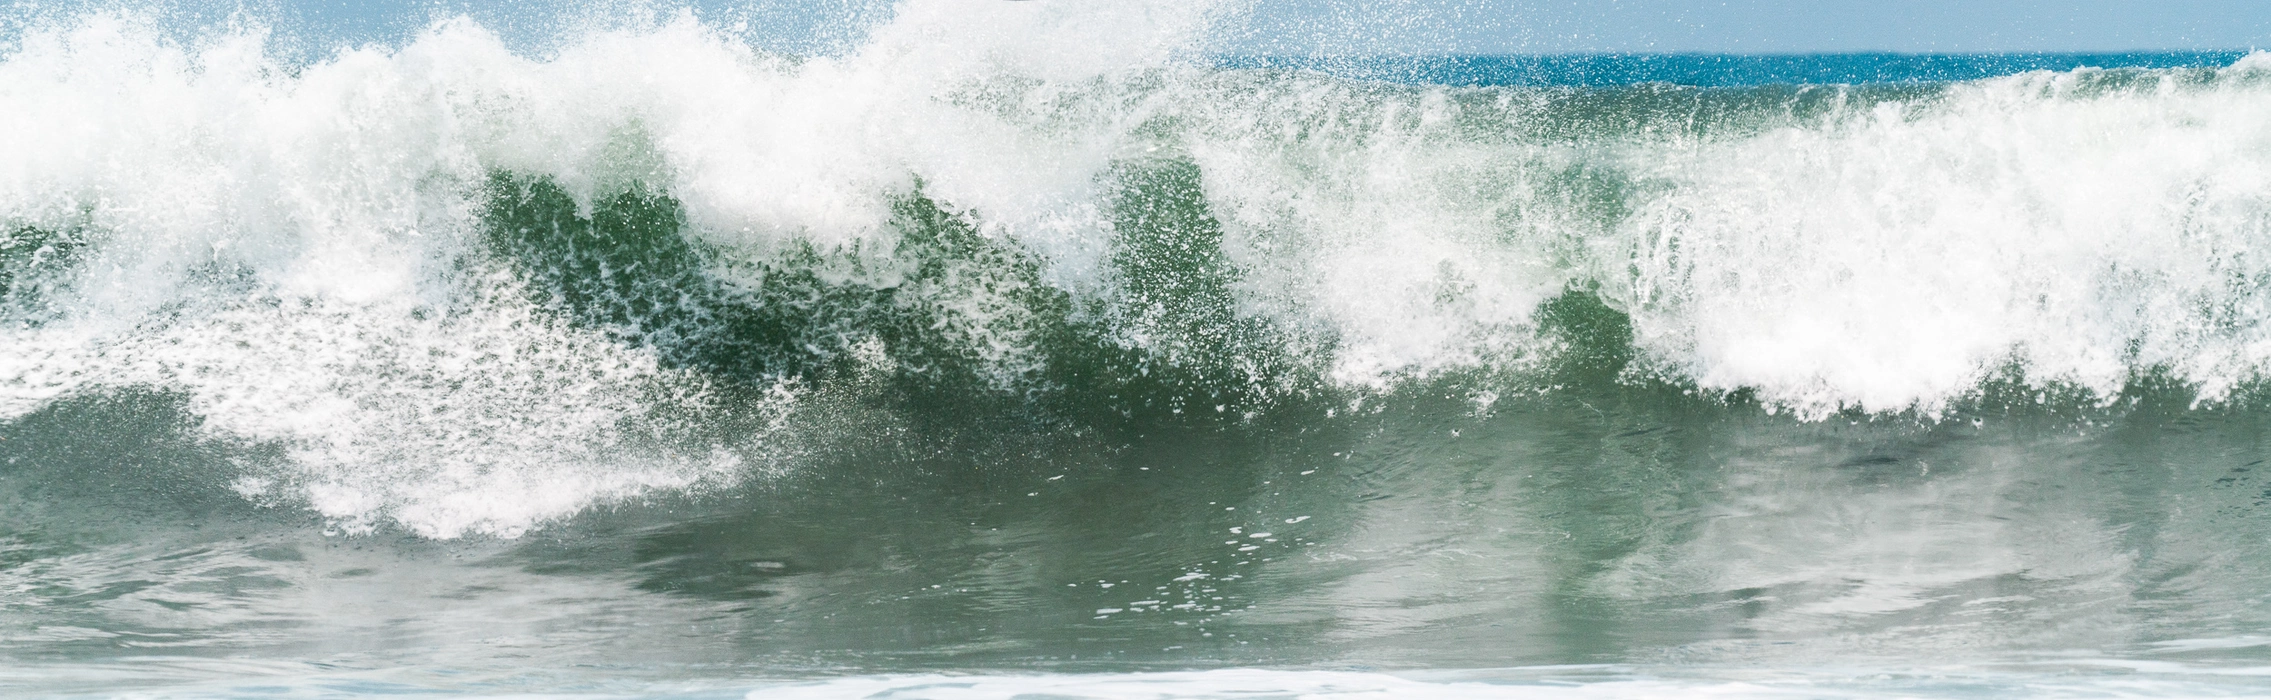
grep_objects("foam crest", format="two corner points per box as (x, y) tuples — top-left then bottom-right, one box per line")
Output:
(1618, 68), (2271, 415)
(1159, 66), (2271, 412)
(0, 15), (801, 537)
(1176, 81), (1572, 385)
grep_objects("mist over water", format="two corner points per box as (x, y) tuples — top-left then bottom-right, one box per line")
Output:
(5, 1), (2271, 697)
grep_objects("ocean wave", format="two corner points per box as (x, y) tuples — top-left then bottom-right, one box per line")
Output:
(6, 4), (2271, 534)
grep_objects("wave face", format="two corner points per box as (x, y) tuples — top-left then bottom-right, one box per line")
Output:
(4, 7), (2271, 534)
(8, 3), (2271, 695)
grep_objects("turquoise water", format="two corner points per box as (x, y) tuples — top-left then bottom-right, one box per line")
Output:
(6, 2), (2271, 697)
(1223, 51), (2250, 87)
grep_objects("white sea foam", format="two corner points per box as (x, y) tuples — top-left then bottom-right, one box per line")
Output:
(1616, 70), (2271, 415)
(0, 14), (803, 537)
(1181, 67), (2271, 416)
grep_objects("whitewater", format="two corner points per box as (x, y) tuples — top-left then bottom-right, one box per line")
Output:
(5, 0), (2271, 697)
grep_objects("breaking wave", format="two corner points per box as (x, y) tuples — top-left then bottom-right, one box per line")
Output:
(5, 2), (2271, 535)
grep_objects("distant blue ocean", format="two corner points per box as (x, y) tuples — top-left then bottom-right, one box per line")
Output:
(1225, 51), (2250, 86)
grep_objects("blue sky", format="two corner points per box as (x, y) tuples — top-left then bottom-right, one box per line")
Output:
(21, 0), (2271, 55)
